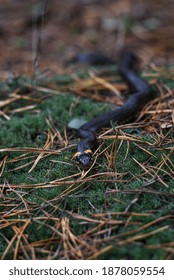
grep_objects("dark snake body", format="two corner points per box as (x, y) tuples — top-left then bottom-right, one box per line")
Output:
(75, 52), (156, 168)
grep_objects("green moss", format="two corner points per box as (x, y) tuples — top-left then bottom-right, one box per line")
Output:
(100, 244), (165, 260)
(0, 71), (174, 260)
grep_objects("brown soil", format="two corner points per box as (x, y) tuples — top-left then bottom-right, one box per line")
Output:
(0, 0), (174, 76)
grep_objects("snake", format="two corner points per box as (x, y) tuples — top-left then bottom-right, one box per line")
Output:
(65, 52), (114, 66)
(73, 52), (156, 168)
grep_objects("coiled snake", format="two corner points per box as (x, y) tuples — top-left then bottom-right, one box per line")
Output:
(73, 52), (155, 168)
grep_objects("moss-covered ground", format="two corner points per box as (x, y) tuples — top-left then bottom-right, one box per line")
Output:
(0, 67), (174, 259)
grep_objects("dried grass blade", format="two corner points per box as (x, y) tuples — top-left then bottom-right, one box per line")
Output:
(13, 220), (30, 260)
(0, 110), (11, 120)
(89, 71), (124, 103)
(0, 155), (8, 177)
(0, 147), (60, 154)
(9, 105), (37, 114)
(0, 93), (20, 108)
(28, 129), (56, 173)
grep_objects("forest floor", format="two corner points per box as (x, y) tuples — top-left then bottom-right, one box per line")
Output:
(0, 0), (174, 260)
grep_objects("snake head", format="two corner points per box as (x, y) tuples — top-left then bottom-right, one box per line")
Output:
(73, 150), (92, 169)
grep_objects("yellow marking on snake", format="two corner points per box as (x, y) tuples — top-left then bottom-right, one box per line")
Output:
(73, 149), (92, 159)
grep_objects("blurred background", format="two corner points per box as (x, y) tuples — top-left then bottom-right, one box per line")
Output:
(0, 0), (174, 75)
